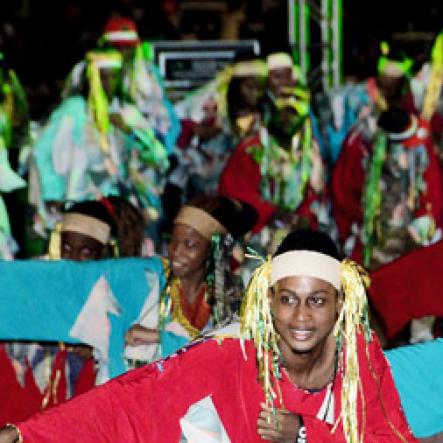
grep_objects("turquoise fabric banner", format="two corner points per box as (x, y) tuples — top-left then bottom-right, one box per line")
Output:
(0, 257), (165, 379)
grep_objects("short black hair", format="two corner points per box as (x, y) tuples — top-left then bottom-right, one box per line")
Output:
(274, 229), (341, 260)
(378, 107), (411, 134)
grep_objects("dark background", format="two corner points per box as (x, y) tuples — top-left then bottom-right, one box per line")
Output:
(1, 0), (441, 120)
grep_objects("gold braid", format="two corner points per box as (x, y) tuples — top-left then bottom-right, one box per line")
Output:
(169, 277), (201, 339)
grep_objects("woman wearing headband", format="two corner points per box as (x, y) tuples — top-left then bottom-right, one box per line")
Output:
(0, 198), (144, 425)
(124, 195), (257, 364)
(0, 229), (416, 442)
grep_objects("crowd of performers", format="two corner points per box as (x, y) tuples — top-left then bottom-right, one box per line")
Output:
(0, 13), (443, 442)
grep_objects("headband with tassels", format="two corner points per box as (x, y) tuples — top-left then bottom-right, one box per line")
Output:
(422, 32), (443, 120)
(240, 250), (373, 442)
(333, 259), (371, 443)
(240, 252), (281, 410)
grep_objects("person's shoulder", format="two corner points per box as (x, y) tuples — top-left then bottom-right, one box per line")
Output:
(56, 95), (87, 115)
(162, 334), (252, 369)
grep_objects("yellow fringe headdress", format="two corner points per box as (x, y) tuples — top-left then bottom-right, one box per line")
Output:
(240, 249), (372, 442)
(422, 31), (443, 121)
(85, 50), (123, 154)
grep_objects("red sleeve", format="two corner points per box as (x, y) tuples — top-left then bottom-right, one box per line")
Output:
(369, 240), (443, 338)
(219, 136), (277, 233)
(18, 339), (268, 443)
(331, 131), (366, 241)
(414, 135), (443, 227)
(18, 340), (229, 443)
(361, 335), (418, 442)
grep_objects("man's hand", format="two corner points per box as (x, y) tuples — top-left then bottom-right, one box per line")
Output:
(257, 404), (301, 442)
(125, 324), (160, 346)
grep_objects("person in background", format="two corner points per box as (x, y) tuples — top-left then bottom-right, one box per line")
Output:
(163, 54), (267, 232)
(410, 30), (443, 158)
(32, 48), (169, 249)
(0, 199), (118, 425)
(220, 85), (327, 254)
(124, 195), (257, 364)
(0, 51), (29, 258)
(332, 106), (443, 346)
(63, 16), (180, 157)
(313, 41), (414, 168)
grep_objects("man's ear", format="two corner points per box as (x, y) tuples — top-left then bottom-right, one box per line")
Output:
(268, 286), (275, 308)
(336, 289), (344, 315)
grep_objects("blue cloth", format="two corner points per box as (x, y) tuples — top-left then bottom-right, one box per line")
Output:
(0, 257), (165, 378)
(160, 328), (189, 357)
(386, 339), (443, 438)
(34, 96), (88, 201)
(312, 82), (372, 168)
(150, 64), (180, 155)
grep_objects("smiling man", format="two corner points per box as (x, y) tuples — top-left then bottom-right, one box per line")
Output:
(0, 230), (416, 443)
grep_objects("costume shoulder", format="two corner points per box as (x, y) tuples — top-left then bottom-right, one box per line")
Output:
(356, 332), (418, 442)
(18, 337), (249, 443)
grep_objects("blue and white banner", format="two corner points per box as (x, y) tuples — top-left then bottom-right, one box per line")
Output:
(0, 257), (166, 380)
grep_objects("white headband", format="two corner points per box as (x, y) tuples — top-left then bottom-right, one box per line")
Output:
(233, 60), (268, 77)
(173, 206), (227, 241)
(103, 30), (139, 42)
(93, 59), (122, 69)
(61, 213), (111, 245)
(271, 250), (341, 290)
(267, 52), (293, 70)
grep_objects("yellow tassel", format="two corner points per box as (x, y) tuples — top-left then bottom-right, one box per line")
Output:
(240, 256), (281, 408)
(86, 56), (113, 154)
(169, 277), (201, 339)
(48, 222), (62, 260)
(334, 259), (371, 443)
(423, 32), (443, 120)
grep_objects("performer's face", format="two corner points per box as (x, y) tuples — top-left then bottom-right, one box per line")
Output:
(168, 224), (210, 279)
(239, 76), (264, 109)
(377, 74), (406, 107)
(61, 232), (105, 261)
(271, 275), (342, 355)
(268, 67), (293, 96)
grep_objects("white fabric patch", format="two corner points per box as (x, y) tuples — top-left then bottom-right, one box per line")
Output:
(69, 276), (120, 365)
(124, 270), (162, 361)
(316, 383), (335, 424)
(180, 395), (231, 443)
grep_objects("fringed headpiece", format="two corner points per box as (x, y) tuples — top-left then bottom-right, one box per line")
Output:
(240, 238), (372, 443)
(233, 59), (268, 78)
(422, 31), (443, 120)
(377, 42), (413, 78)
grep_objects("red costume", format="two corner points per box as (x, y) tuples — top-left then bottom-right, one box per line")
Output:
(332, 118), (443, 264)
(219, 134), (322, 233)
(0, 345), (95, 425)
(18, 335), (416, 442)
(369, 239), (443, 338)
